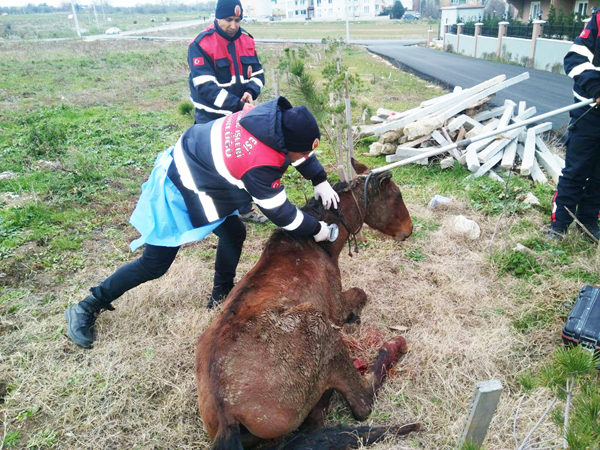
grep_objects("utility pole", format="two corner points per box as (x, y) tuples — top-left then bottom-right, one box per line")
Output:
(100, 0), (106, 22)
(345, 0), (350, 42)
(92, 2), (99, 29)
(70, 0), (82, 37)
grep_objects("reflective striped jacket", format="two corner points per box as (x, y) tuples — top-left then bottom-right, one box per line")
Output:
(167, 98), (326, 237)
(564, 11), (600, 116)
(188, 22), (265, 122)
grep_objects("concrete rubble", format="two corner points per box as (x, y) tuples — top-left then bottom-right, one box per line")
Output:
(358, 72), (565, 185)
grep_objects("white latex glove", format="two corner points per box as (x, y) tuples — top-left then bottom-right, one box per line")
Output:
(314, 181), (339, 210)
(313, 221), (330, 242)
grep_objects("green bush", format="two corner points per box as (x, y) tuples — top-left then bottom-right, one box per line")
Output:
(177, 101), (194, 116)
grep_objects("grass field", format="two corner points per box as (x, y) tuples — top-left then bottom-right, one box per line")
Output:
(141, 19), (436, 40)
(0, 11), (209, 40)
(1, 34), (600, 450)
(0, 12), (435, 40)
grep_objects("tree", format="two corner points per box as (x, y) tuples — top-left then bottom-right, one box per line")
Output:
(484, 0), (505, 19)
(391, 0), (405, 19)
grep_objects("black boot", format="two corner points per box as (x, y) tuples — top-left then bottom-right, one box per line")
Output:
(64, 294), (114, 348)
(206, 282), (234, 309)
(576, 222), (600, 241)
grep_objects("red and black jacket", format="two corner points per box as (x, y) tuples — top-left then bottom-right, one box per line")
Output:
(188, 21), (265, 122)
(564, 10), (600, 117)
(167, 97), (327, 237)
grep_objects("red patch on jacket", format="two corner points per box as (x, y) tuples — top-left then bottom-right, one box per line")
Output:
(271, 179), (281, 189)
(193, 57), (204, 66)
(580, 29), (591, 39)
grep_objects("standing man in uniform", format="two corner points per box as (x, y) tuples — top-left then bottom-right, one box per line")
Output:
(550, 8), (600, 240)
(188, 0), (267, 223)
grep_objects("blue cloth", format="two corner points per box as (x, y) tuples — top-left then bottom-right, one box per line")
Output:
(129, 147), (230, 252)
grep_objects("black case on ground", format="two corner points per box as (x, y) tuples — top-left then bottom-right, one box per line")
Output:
(562, 285), (600, 353)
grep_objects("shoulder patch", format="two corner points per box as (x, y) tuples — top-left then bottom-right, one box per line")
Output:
(580, 28), (591, 39)
(197, 27), (216, 43)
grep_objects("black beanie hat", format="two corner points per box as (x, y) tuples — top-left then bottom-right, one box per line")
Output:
(281, 106), (321, 153)
(215, 0), (243, 19)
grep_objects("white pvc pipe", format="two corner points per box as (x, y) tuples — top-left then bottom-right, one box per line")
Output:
(371, 98), (596, 174)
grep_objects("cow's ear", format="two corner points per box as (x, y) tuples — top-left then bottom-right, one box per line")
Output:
(351, 158), (369, 176)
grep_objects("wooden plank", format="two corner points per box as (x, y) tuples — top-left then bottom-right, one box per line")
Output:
(474, 105), (507, 122)
(518, 100), (526, 115)
(497, 105), (515, 129)
(372, 74), (509, 135)
(441, 127), (453, 144)
(512, 106), (537, 123)
(459, 380), (504, 448)
(386, 148), (428, 165)
(529, 122), (553, 135)
(463, 116), (485, 130)
(370, 116), (385, 124)
(472, 150), (504, 178)
(432, 72), (530, 125)
(456, 126), (467, 142)
(466, 146), (481, 172)
(448, 115), (468, 132)
(500, 139), (518, 169)
(553, 154), (566, 169)
(488, 170), (505, 183)
(465, 119), (501, 153)
(432, 129), (450, 146)
(376, 107), (401, 118)
(521, 128), (537, 176)
(432, 129), (461, 160)
(441, 127), (462, 159)
(420, 88), (465, 108)
(517, 143), (546, 183)
(536, 150), (562, 183)
(478, 128), (522, 162)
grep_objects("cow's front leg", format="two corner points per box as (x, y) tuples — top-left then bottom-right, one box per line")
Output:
(329, 335), (410, 421)
(340, 287), (368, 325)
(298, 389), (334, 433)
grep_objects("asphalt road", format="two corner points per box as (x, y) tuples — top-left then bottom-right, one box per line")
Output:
(365, 43), (576, 130)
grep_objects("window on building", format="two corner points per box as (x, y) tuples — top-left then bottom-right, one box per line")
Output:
(529, 1), (541, 19)
(317, 0), (321, 5)
(364, 5), (369, 12)
(288, 11), (294, 17)
(317, 8), (321, 15)
(575, 0), (588, 16)
(301, 9), (306, 14)
(375, 4), (379, 10)
(329, 7), (332, 13)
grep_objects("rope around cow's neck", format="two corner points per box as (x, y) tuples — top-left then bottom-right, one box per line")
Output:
(333, 188), (364, 257)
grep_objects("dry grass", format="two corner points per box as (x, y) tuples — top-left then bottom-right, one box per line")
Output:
(2, 39), (594, 450)
(2, 197), (582, 449)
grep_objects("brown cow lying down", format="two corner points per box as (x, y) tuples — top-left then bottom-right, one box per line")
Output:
(195, 160), (421, 449)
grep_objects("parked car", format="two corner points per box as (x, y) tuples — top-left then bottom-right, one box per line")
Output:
(105, 27), (121, 35)
(402, 13), (420, 20)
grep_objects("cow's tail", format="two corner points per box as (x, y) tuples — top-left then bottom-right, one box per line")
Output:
(266, 422), (422, 450)
(211, 423), (243, 450)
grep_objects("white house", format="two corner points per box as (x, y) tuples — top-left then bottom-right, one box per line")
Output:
(244, 0), (392, 20)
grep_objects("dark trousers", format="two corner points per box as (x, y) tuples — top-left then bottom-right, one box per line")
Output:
(91, 215), (246, 303)
(552, 111), (600, 230)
